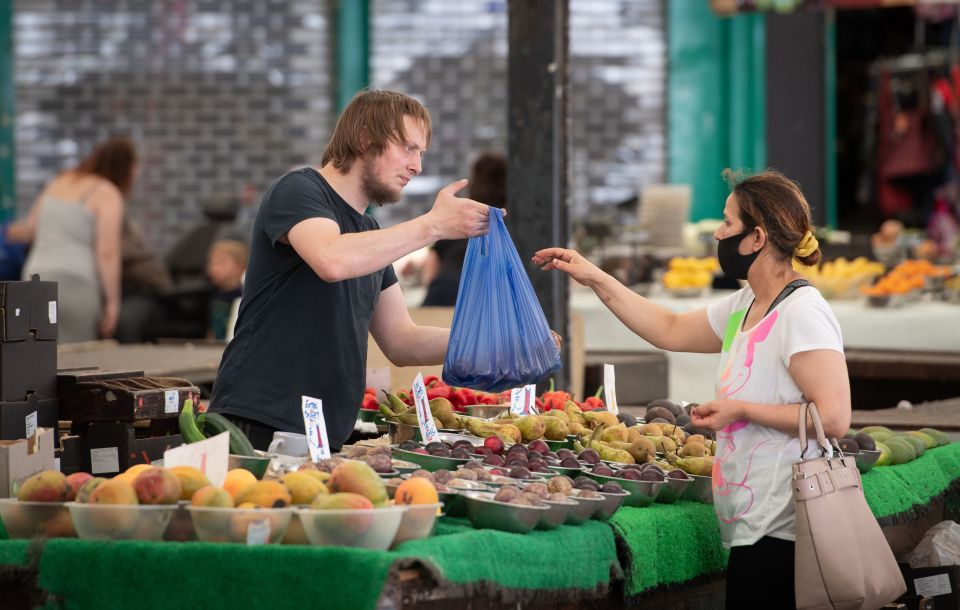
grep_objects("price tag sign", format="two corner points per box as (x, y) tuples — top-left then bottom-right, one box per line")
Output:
(246, 518), (271, 546)
(412, 373), (440, 444)
(603, 363), (619, 415)
(25, 411), (37, 440)
(510, 385), (537, 415)
(301, 396), (331, 462)
(164, 390), (179, 414)
(90, 447), (120, 475)
(164, 431), (230, 487)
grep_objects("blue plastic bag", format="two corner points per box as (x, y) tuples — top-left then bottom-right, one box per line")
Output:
(442, 209), (561, 392)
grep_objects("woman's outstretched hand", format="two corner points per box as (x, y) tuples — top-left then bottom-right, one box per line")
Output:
(532, 247), (602, 287)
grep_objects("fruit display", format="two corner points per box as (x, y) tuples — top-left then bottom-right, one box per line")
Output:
(847, 426), (952, 467)
(795, 256), (885, 300)
(661, 257), (718, 295)
(861, 259), (953, 299)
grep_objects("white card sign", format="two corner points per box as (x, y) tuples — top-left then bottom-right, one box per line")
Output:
(412, 373), (439, 443)
(510, 385), (537, 415)
(25, 411), (37, 441)
(246, 518), (271, 546)
(603, 363), (619, 415)
(301, 396), (331, 462)
(163, 431), (230, 487)
(164, 390), (179, 414)
(90, 447), (120, 475)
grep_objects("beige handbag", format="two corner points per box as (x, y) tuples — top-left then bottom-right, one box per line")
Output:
(793, 401), (906, 610)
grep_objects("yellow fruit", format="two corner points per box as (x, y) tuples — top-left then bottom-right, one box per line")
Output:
(234, 480), (292, 508)
(280, 471), (328, 505)
(394, 477), (439, 505)
(223, 469), (258, 500)
(167, 466), (212, 502)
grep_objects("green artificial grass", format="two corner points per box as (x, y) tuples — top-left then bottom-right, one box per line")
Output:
(863, 443), (960, 525)
(608, 501), (728, 598)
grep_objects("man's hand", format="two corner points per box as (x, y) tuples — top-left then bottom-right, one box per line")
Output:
(425, 179), (497, 241)
(550, 330), (563, 349)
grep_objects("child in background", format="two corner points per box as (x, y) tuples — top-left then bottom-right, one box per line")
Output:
(206, 239), (248, 340)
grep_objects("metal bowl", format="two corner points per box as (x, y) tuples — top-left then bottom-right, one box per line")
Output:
(565, 492), (604, 524)
(391, 446), (474, 472)
(655, 476), (692, 504)
(547, 464), (585, 478)
(483, 474), (546, 487)
(682, 474), (713, 504)
(594, 490), (629, 520)
(852, 449), (881, 474)
(356, 409), (380, 423)
(391, 459), (422, 475)
(462, 491), (549, 533)
(545, 438), (574, 452)
(537, 498), (578, 530)
(585, 471), (664, 507)
(465, 404), (510, 419)
(228, 453), (272, 479)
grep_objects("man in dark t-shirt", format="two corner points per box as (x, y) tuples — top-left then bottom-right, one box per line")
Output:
(208, 90), (495, 451)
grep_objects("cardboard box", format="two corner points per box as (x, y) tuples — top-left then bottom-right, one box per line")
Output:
(59, 376), (199, 422)
(55, 434), (80, 475)
(897, 563), (960, 610)
(0, 336), (57, 402)
(0, 428), (55, 498)
(0, 276), (58, 342)
(0, 394), (58, 440)
(80, 422), (182, 477)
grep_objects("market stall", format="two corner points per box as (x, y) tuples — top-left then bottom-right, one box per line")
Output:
(2, 442), (957, 609)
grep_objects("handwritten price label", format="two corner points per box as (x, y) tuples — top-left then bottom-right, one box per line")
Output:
(412, 373), (440, 443)
(301, 396), (331, 462)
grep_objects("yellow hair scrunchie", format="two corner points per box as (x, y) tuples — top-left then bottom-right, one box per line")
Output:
(794, 230), (819, 258)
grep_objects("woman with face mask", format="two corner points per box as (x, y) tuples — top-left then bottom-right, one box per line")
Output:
(533, 169), (851, 609)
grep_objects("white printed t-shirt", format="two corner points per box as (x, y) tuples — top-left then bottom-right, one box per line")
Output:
(706, 284), (844, 548)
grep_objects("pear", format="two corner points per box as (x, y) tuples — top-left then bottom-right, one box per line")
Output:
(568, 422), (589, 437)
(675, 456), (714, 477)
(543, 417), (570, 440)
(685, 434), (706, 446)
(584, 410), (619, 429)
(639, 422), (665, 436)
(515, 416), (547, 442)
(600, 423), (629, 443)
(543, 410), (571, 424)
(587, 440), (635, 465)
(608, 440), (653, 464)
(563, 401), (586, 425)
(626, 426), (644, 445)
(679, 441), (708, 458)
(429, 398), (458, 429)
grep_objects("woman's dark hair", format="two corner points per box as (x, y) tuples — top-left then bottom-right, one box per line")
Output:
(75, 137), (138, 196)
(723, 168), (821, 266)
(468, 151), (507, 208)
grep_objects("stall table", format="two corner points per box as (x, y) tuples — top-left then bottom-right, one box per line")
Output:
(2, 443), (958, 609)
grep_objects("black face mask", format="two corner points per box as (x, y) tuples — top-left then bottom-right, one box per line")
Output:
(717, 227), (760, 280)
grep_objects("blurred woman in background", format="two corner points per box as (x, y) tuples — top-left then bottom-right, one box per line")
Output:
(8, 137), (138, 342)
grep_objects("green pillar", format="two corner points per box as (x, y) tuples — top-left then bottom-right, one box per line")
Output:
(824, 9), (837, 229)
(668, 4), (765, 222)
(0, 0), (14, 222)
(334, 0), (369, 113)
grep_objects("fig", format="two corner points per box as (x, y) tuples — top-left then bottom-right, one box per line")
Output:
(577, 449), (601, 465)
(528, 440), (550, 454)
(619, 469), (643, 480)
(592, 465), (615, 477)
(494, 485), (522, 502)
(600, 482), (624, 493)
(560, 456), (581, 468)
(509, 466), (532, 480)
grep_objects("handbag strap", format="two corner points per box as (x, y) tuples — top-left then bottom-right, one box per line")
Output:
(798, 401), (834, 460)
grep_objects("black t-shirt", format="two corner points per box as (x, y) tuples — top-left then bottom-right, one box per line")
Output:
(208, 168), (398, 450)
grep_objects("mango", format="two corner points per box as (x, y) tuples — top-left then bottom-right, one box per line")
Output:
(167, 466), (212, 502)
(904, 431), (938, 450)
(90, 479), (139, 505)
(64, 473), (93, 502)
(328, 462), (387, 507)
(884, 438), (916, 465)
(917, 428), (951, 447)
(309, 492), (375, 543)
(281, 471), (328, 505)
(894, 434), (926, 457)
(875, 442), (891, 466)
(75, 477), (107, 503)
(229, 510), (286, 543)
(87, 478), (140, 538)
(191, 485), (234, 508)
(394, 477), (439, 505)
(234, 480), (292, 508)
(133, 467), (182, 505)
(17, 470), (68, 502)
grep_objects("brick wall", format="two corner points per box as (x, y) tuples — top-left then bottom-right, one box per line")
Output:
(13, 0), (665, 251)
(370, 0), (666, 227)
(14, 0), (331, 254)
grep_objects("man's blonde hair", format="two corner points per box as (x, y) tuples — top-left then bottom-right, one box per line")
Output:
(321, 89), (432, 173)
(209, 239), (249, 268)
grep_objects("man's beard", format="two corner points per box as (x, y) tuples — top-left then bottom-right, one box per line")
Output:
(361, 159), (402, 205)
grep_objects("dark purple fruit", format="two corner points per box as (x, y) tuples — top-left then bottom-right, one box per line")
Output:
(576, 479), (600, 491)
(452, 440), (474, 451)
(559, 456), (581, 468)
(619, 469), (643, 481)
(837, 438), (860, 454)
(463, 460), (484, 470)
(509, 466), (532, 480)
(853, 433), (876, 452)
(527, 451), (544, 461)
(555, 449), (575, 459)
(573, 476), (595, 488)
(451, 448), (471, 459)
(472, 446), (492, 456)
(506, 444), (528, 456)
(399, 441), (421, 451)
(527, 440), (550, 455)
(639, 469), (665, 482)
(529, 461), (549, 473)
(577, 449), (601, 465)
(483, 454), (504, 467)
(620, 463), (644, 471)
(667, 469), (689, 480)
(430, 448), (452, 457)
(600, 482), (624, 493)
(592, 465), (615, 477)
(425, 441), (447, 453)
(505, 457), (529, 469)
(545, 452), (559, 460)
